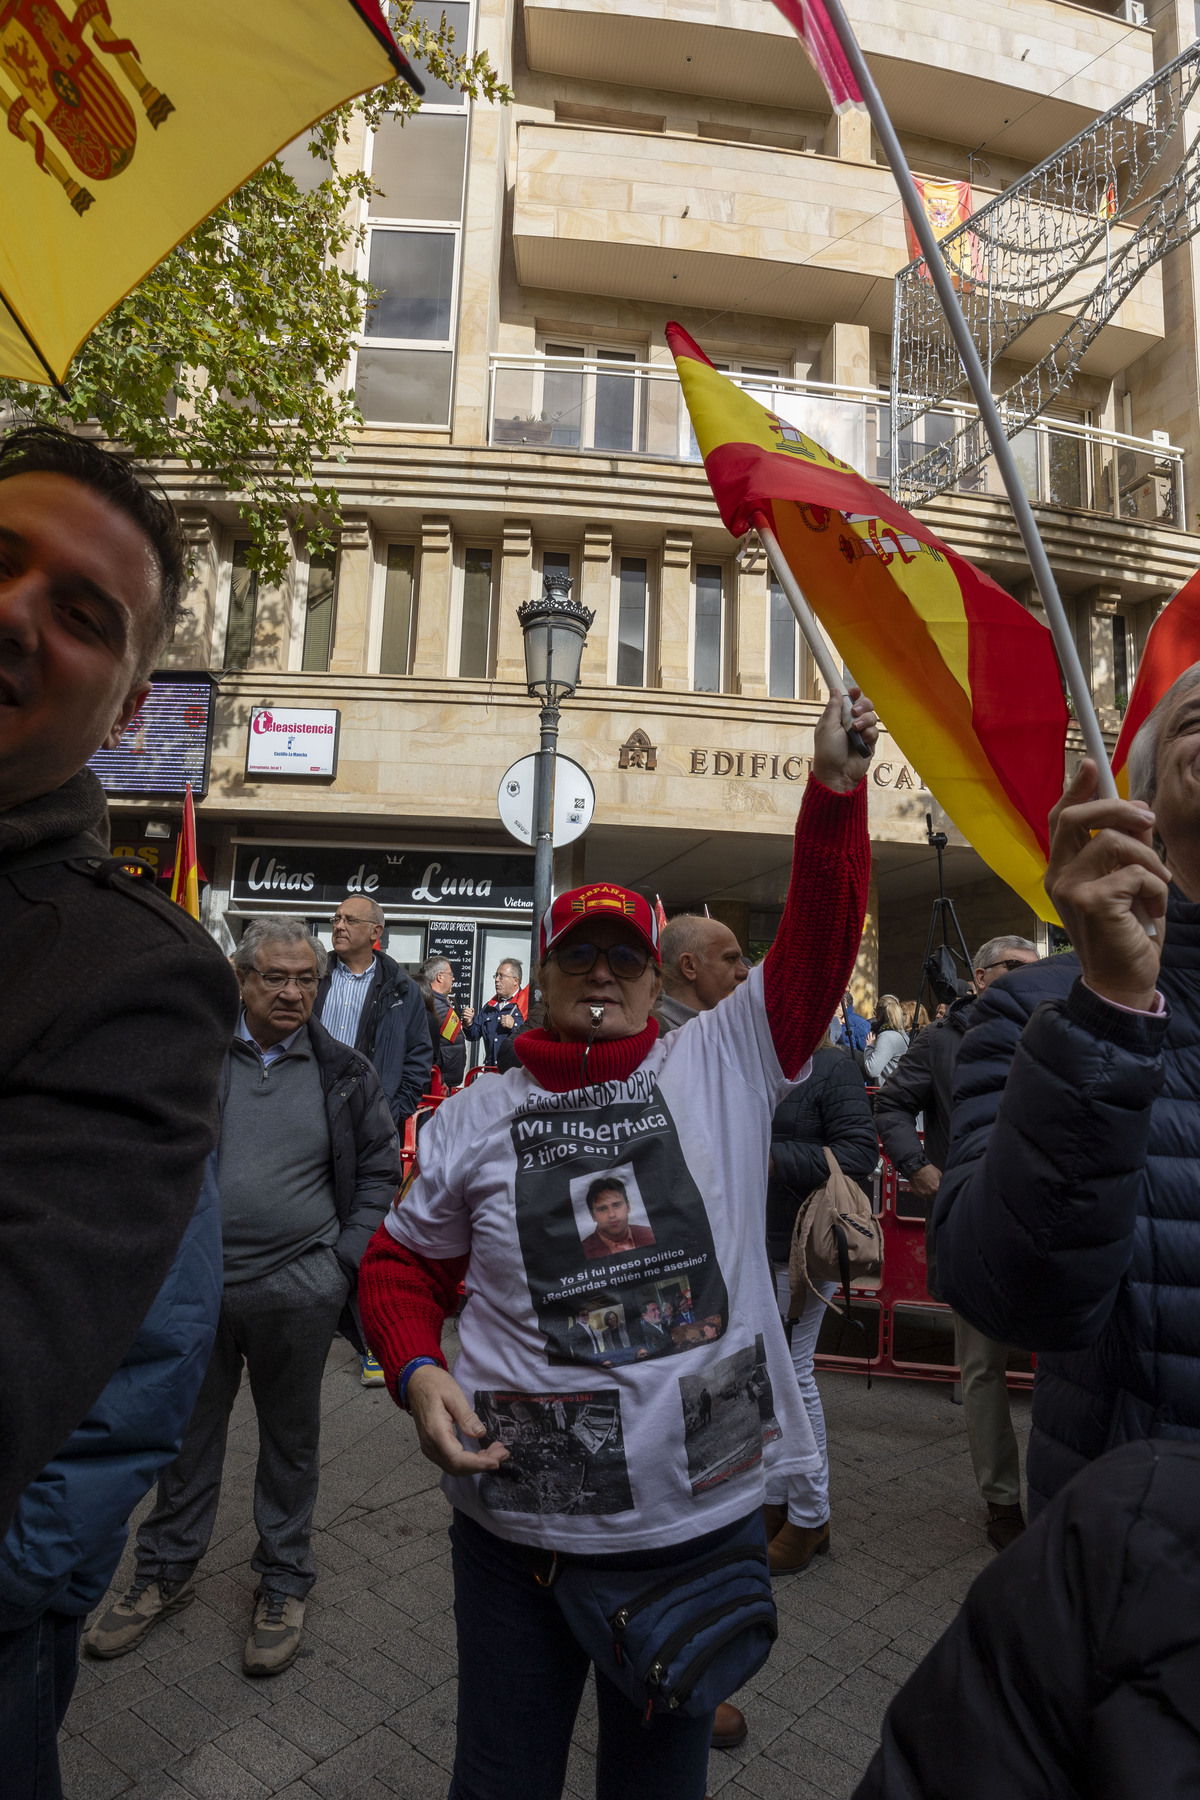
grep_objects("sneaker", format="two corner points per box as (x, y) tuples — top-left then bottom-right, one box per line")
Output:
(361, 1353), (386, 1386)
(243, 1592), (305, 1676)
(83, 1575), (195, 1659)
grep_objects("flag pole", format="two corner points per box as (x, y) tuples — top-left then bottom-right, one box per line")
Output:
(753, 511), (871, 758)
(819, 0), (1115, 800)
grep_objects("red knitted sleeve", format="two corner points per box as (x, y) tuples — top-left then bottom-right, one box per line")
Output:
(356, 1220), (469, 1403)
(764, 775), (871, 1079)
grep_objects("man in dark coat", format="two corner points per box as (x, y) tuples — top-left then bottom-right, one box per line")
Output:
(462, 956), (527, 1061)
(0, 427), (238, 1541)
(853, 1440), (1200, 1800)
(767, 1042), (879, 1262)
(317, 895), (431, 1128)
(875, 936), (1038, 1551)
(421, 953), (467, 1086)
(85, 919), (401, 1678)
(934, 673), (1200, 1517)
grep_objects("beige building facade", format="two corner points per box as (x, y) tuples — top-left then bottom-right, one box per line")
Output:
(116, 0), (1200, 1013)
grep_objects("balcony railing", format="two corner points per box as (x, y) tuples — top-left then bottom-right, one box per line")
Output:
(487, 355), (1185, 531)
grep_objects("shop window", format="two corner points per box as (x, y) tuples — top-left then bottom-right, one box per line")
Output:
(380, 543), (417, 674)
(617, 558), (648, 687)
(768, 575), (795, 699)
(302, 552), (337, 671)
(460, 547), (494, 678)
(223, 541), (259, 670)
(694, 564), (724, 694)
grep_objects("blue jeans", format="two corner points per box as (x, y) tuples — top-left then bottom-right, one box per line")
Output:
(448, 1510), (725, 1800)
(0, 1610), (82, 1799)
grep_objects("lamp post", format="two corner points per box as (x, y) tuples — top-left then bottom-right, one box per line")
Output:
(516, 570), (595, 944)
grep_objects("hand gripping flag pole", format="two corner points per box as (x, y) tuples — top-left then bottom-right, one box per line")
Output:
(810, 0), (1116, 803)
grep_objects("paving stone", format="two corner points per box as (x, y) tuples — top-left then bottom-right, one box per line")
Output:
(179, 1664), (271, 1728)
(211, 1720), (314, 1787)
(131, 1688), (226, 1754)
(85, 1713), (179, 1780)
(170, 1743), (271, 1800)
(301, 1724), (414, 1798)
(59, 1735), (132, 1800)
(764, 1726), (864, 1796)
(66, 1665), (166, 1735)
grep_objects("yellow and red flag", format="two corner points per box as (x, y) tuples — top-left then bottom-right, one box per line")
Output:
(169, 780), (200, 921)
(440, 1003), (463, 1044)
(1111, 569), (1200, 794)
(667, 323), (1068, 921)
(903, 178), (976, 287)
(0, 0), (417, 384)
(653, 894), (668, 932)
(768, 0), (864, 114)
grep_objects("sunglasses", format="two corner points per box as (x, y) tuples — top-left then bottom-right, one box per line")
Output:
(984, 958), (1031, 974)
(550, 940), (653, 980)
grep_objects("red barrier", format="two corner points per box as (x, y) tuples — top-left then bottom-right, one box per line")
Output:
(814, 1148), (1034, 1390)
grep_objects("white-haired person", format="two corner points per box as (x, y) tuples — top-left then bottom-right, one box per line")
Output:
(358, 689), (878, 1800)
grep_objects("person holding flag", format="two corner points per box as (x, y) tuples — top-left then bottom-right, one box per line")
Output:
(421, 954), (467, 1088)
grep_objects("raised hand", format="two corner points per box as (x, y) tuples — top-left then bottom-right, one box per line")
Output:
(1044, 758), (1169, 1012)
(812, 686), (877, 794)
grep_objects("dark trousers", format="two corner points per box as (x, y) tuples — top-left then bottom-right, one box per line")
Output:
(0, 1611), (82, 1800)
(135, 1247), (349, 1598)
(448, 1511), (717, 1800)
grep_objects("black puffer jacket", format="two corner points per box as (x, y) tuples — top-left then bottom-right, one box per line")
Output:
(933, 895), (1200, 1514)
(766, 1046), (879, 1261)
(854, 1440), (1200, 1800)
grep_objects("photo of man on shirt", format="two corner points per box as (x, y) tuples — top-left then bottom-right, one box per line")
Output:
(579, 1175), (656, 1260)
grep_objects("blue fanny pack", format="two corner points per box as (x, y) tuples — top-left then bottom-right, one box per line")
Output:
(551, 1513), (777, 1722)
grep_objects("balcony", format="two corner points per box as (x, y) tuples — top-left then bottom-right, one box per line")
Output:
(523, 0), (1152, 166)
(487, 354), (1185, 531)
(510, 123), (1162, 366)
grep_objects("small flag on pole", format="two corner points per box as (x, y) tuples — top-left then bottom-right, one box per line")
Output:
(769, 0), (865, 112)
(653, 894), (668, 932)
(441, 1004), (463, 1043)
(169, 781), (201, 921)
(667, 322), (1069, 921)
(1111, 570), (1200, 795)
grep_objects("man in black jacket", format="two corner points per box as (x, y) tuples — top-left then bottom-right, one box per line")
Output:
(316, 895), (432, 1126)
(0, 427), (238, 1541)
(934, 675), (1200, 1518)
(853, 1440), (1200, 1800)
(86, 919), (401, 1678)
(874, 936), (1037, 1551)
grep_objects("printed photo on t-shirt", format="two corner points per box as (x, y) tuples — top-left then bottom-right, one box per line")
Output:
(473, 1388), (634, 1516)
(677, 1334), (781, 1495)
(508, 1080), (729, 1368)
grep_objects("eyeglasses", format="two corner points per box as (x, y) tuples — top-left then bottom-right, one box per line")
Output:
(551, 941), (652, 980)
(253, 969), (318, 990)
(983, 959), (1032, 974)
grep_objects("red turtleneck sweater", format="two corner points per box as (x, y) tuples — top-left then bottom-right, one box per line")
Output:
(357, 774), (869, 1397)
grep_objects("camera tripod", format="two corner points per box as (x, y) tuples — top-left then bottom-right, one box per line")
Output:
(919, 813), (974, 1012)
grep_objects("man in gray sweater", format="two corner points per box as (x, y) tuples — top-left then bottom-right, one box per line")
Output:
(84, 919), (401, 1676)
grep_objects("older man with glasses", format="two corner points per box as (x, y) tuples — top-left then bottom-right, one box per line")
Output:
(462, 956), (527, 1062)
(874, 933), (1039, 1552)
(84, 918), (401, 1679)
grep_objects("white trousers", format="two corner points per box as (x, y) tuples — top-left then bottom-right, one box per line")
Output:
(763, 1266), (838, 1527)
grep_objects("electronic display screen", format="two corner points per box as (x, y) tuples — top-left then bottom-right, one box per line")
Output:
(88, 672), (216, 799)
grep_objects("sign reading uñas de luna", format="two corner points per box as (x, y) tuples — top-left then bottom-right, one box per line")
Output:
(231, 845), (534, 914)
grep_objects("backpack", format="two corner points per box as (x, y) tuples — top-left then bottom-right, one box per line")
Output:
(787, 1147), (884, 1381)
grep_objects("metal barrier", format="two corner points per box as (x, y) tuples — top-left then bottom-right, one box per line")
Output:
(814, 1147), (1034, 1391)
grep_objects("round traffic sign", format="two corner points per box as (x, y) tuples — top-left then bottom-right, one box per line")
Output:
(497, 754), (596, 848)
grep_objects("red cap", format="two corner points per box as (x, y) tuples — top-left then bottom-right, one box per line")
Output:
(540, 883), (661, 964)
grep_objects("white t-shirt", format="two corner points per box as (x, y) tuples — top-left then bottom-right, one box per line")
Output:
(386, 963), (820, 1551)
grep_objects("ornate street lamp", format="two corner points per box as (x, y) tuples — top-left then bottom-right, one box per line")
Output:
(517, 569), (595, 944)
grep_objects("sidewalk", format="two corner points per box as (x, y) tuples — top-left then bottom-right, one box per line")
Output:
(62, 1332), (1030, 1800)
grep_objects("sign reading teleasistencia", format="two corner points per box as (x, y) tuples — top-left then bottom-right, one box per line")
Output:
(88, 672), (216, 799)
(246, 707), (340, 778)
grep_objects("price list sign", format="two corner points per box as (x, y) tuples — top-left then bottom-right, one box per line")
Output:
(88, 672), (217, 800)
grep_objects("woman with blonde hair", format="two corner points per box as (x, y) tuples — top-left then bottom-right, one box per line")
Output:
(864, 994), (909, 1083)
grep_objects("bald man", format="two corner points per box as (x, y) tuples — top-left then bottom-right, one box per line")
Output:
(657, 913), (749, 1031)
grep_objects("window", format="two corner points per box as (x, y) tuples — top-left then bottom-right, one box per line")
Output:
(541, 549), (573, 592)
(694, 564), (724, 693)
(460, 548), (494, 677)
(223, 542), (259, 670)
(387, 0), (470, 104)
(534, 341), (646, 453)
(380, 544), (417, 674)
(302, 553), (337, 671)
(769, 576), (796, 699)
(617, 558), (648, 686)
(354, 28), (470, 428)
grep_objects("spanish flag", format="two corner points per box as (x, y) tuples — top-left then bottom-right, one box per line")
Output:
(1111, 569), (1200, 795)
(0, 0), (417, 385)
(169, 780), (201, 921)
(667, 323), (1068, 921)
(903, 178), (976, 288)
(440, 1003), (463, 1044)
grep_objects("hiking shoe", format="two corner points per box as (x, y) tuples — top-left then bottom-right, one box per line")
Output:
(361, 1353), (386, 1386)
(243, 1592), (305, 1676)
(83, 1575), (195, 1659)
(768, 1520), (831, 1575)
(986, 1503), (1027, 1552)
